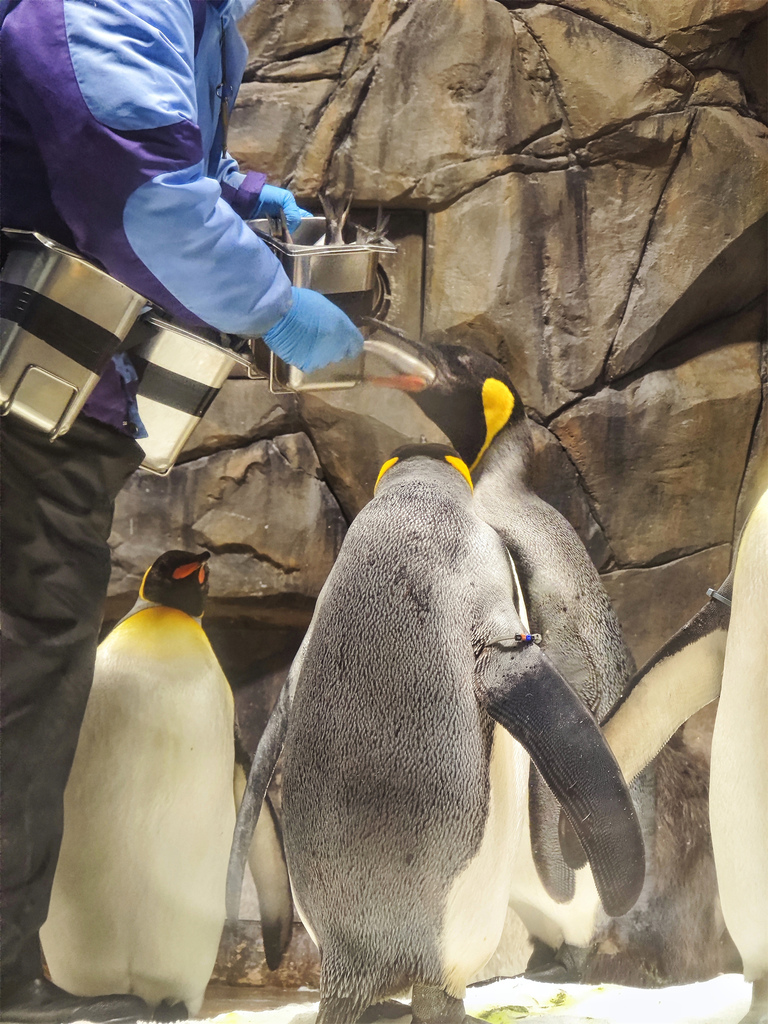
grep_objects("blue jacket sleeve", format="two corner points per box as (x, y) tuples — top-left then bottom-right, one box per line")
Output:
(7, 0), (291, 335)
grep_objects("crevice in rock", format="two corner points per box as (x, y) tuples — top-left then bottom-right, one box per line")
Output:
(600, 109), (697, 379)
(572, 107), (694, 160)
(602, 541), (733, 576)
(294, 413), (354, 527)
(509, 11), (574, 139)
(543, 292), (766, 426)
(200, 541), (301, 576)
(287, 57), (377, 195)
(497, 0), (710, 62)
(243, 38), (351, 81)
(178, 421), (302, 467)
(544, 423), (620, 564)
(535, 421), (616, 566)
(247, 70), (343, 85)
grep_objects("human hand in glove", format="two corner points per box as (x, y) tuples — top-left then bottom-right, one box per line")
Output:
(253, 184), (312, 234)
(264, 287), (364, 373)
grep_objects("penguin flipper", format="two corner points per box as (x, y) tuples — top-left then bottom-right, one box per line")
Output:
(233, 758), (293, 970)
(600, 574), (732, 786)
(226, 681), (291, 920)
(557, 575), (732, 870)
(475, 643), (645, 918)
(528, 766), (576, 902)
(251, 793), (293, 970)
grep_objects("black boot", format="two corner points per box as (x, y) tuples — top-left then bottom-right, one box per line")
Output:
(0, 977), (149, 1024)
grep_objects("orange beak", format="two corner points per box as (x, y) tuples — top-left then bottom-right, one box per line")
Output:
(172, 561), (205, 581)
(367, 374), (430, 393)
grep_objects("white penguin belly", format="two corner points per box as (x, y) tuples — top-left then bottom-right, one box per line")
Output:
(441, 725), (527, 994)
(41, 609), (236, 1015)
(506, 771), (600, 951)
(709, 493), (768, 984)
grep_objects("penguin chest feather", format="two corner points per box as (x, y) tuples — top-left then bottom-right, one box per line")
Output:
(441, 724), (528, 993)
(41, 608), (235, 1014)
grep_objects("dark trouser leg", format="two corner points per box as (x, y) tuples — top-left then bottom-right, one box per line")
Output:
(0, 416), (142, 992)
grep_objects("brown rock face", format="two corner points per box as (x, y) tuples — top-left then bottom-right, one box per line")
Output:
(108, 433), (346, 620)
(552, 318), (762, 567)
(607, 109), (768, 379)
(109, 0), (767, 989)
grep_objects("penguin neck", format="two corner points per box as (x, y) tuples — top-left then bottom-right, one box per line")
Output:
(377, 462), (475, 508)
(116, 597), (204, 628)
(472, 420), (534, 501)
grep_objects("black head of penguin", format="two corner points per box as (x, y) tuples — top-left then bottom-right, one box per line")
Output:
(377, 342), (529, 473)
(140, 550), (211, 618)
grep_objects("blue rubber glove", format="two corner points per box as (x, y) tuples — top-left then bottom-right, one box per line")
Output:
(253, 184), (312, 234)
(264, 287), (364, 373)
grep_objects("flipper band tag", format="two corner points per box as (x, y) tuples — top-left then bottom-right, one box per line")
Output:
(706, 587), (732, 608)
(485, 632), (542, 647)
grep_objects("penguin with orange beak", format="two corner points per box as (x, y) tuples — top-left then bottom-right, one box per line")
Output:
(41, 551), (292, 1018)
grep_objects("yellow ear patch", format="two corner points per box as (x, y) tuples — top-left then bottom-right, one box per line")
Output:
(445, 455), (473, 491)
(374, 456), (399, 493)
(470, 378), (515, 471)
(138, 564), (152, 602)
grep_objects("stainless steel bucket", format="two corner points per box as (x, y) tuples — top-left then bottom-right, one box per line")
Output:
(247, 217), (396, 294)
(128, 314), (253, 475)
(0, 230), (147, 438)
(267, 332), (436, 394)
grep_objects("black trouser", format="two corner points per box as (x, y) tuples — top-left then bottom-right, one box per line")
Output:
(0, 415), (142, 989)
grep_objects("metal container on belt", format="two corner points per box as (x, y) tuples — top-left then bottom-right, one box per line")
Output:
(266, 330), (437, 394)
(127, 314), (253, 475)
(0, 229), (147, 438)
(247, 217), (396, 294)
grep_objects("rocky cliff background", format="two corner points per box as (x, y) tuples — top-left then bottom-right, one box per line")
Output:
(106, 0), (767, 988)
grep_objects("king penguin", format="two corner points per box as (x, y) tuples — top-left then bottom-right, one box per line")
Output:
(228, 444), (644, 1024)
(588, 487), (768, 1022)
(370, 341), (645, 976)
(40, 550), (292, 1018)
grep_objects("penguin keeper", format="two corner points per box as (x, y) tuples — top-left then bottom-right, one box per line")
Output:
(0, 2), (362, 1021)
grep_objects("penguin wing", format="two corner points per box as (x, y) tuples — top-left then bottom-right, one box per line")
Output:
(474, 642), (645, 918)
(233, 743), (292, 971)
(559, 573), (732, 870)
(227, 680), (291, 921)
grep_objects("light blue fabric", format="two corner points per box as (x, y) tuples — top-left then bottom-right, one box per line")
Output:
(124, 162), (292, 335)
(264, 287), (364, 373)
(63, 0), (293, 336)
(63, 0), (197, 130)
(194, 0), (249, 168)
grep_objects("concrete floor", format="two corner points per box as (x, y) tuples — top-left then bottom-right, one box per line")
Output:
(194, 975), (755, 1024)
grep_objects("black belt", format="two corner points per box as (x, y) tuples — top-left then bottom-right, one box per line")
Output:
(0, 282), (119, 374)
(131, 356), (219, 418)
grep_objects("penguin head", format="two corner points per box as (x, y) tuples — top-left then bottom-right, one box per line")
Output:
(372, 341), (527, 471)
(139, 550), (211, 618)
(374, 442), (473, 494)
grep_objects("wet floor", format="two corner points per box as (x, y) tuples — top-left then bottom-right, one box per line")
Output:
(194, 976), (754, 1024)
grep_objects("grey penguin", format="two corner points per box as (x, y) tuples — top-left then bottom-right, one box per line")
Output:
(228, 444), (645, 1024)
(585, 486), (767, 1022)
(368, 340), (644, 975)
(40, 550), (292, 1018)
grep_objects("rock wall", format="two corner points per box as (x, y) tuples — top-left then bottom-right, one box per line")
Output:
(107, 0), (767, 986)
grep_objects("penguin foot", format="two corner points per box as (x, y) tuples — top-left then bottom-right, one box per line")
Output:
(152, 999), (188, 1022)
(0, 977), (149, 1024)
(522, 960), (575, 984)
(358, 1001), (410, 1022)
(740, 978), (768, 1024)
(411, 986), (465, 1024)
(522, 940), (586, 984)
